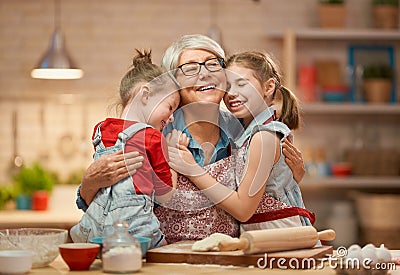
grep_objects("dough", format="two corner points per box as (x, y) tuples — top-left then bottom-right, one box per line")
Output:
(192, 233), (238, 252)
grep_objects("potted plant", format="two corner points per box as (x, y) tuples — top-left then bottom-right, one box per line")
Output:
(318, 0), (347, 28)
(13, 162), (55, 210)
(362, 63), (394, 103)
(372, 0), (399, 29)
(0, 184), (17, 210)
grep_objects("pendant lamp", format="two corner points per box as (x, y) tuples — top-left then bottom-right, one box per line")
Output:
(31, 0), (83, 80)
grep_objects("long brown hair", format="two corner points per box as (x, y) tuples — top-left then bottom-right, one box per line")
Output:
(226, 51), (301, 130)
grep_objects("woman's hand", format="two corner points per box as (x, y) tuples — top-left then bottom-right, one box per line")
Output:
(80, 150), (144, 204)
(282, 139), (305, 183)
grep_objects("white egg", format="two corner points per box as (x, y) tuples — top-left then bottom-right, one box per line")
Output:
(347, 249), (363, 261)
(376, 244), (392, 262)
(348, 244), (362, 252)
(362, 243), (376, 251)
(361, 247), (379, 264)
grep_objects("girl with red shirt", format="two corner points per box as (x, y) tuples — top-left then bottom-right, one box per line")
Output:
(70, 50), (184, 249)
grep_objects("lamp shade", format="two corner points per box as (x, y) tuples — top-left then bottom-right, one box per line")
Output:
(31, 29), (83, 80)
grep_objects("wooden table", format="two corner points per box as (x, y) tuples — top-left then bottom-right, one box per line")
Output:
(27, 255), (400, 275)
(30, 255), (337, 274)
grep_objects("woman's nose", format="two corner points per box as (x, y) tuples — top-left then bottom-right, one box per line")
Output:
(198, 65), (210, 79)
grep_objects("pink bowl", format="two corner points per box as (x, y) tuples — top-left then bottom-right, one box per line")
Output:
(59, 243), (100, 271)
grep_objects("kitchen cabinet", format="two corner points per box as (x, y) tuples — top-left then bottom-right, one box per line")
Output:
(296, 103), (400, 248)
(298, 102), (400, 191)
(266, 29), (400, 246)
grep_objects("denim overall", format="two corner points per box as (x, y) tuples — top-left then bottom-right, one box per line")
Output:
(70, 122), (165, 249)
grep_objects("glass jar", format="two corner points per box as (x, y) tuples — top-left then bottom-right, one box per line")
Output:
(102, 221), (142, 273)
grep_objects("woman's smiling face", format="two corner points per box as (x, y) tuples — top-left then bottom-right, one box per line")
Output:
(175, 49), (227, 106)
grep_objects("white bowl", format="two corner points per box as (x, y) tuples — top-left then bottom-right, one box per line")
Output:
(0, 250), (34, 274)
(0, 228), (67, 268)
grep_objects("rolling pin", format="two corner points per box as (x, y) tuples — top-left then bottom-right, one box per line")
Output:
(218, 226), (335, 254)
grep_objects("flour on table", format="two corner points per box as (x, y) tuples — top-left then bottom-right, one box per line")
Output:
(192, 233), (238, 252)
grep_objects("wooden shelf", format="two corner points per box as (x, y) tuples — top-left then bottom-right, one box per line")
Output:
(267, 29), (400, 41)
(267, 28), (400, 92)
(301, 176), (400, 189)
(301, 103), (400, 115)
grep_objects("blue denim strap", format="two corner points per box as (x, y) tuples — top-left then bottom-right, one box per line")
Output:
(92, 122), (105, 149)
(116, 122), (153, 146)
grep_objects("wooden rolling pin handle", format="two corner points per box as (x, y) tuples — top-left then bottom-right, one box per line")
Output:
(218, 238), (249, 252)
(317, 229), (336, 241)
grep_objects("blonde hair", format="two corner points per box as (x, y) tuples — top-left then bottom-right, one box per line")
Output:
(226, 51), (301, 130)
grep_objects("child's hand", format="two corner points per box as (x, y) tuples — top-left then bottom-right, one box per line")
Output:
(166, 129), (189, 148)
(168, 144), (204, 177)
(178, 132), (190, 147)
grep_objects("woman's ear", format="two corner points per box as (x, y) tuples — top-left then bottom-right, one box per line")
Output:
(140, 85), (151, 105)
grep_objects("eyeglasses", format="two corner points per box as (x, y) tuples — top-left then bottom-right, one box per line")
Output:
(177, 57), (226, 76)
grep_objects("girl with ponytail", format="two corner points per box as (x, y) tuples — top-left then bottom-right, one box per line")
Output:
(71, 50), (184, 248)
(168, 51), (314, 231)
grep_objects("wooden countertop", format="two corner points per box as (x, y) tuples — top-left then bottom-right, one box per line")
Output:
(30, 255), (338, 274)
(28, 253), (400, 275)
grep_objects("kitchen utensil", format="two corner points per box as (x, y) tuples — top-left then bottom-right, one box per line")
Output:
(8, 110), (23, 175)
(218, 226), (335, 254)
(80, 102), (90, 158)
(58, 102), (77, 159)
(38, 103), (49, 162)
(146, 240), (333, 269)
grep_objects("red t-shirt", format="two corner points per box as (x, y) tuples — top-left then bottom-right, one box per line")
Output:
(92, 118), (172, 196)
